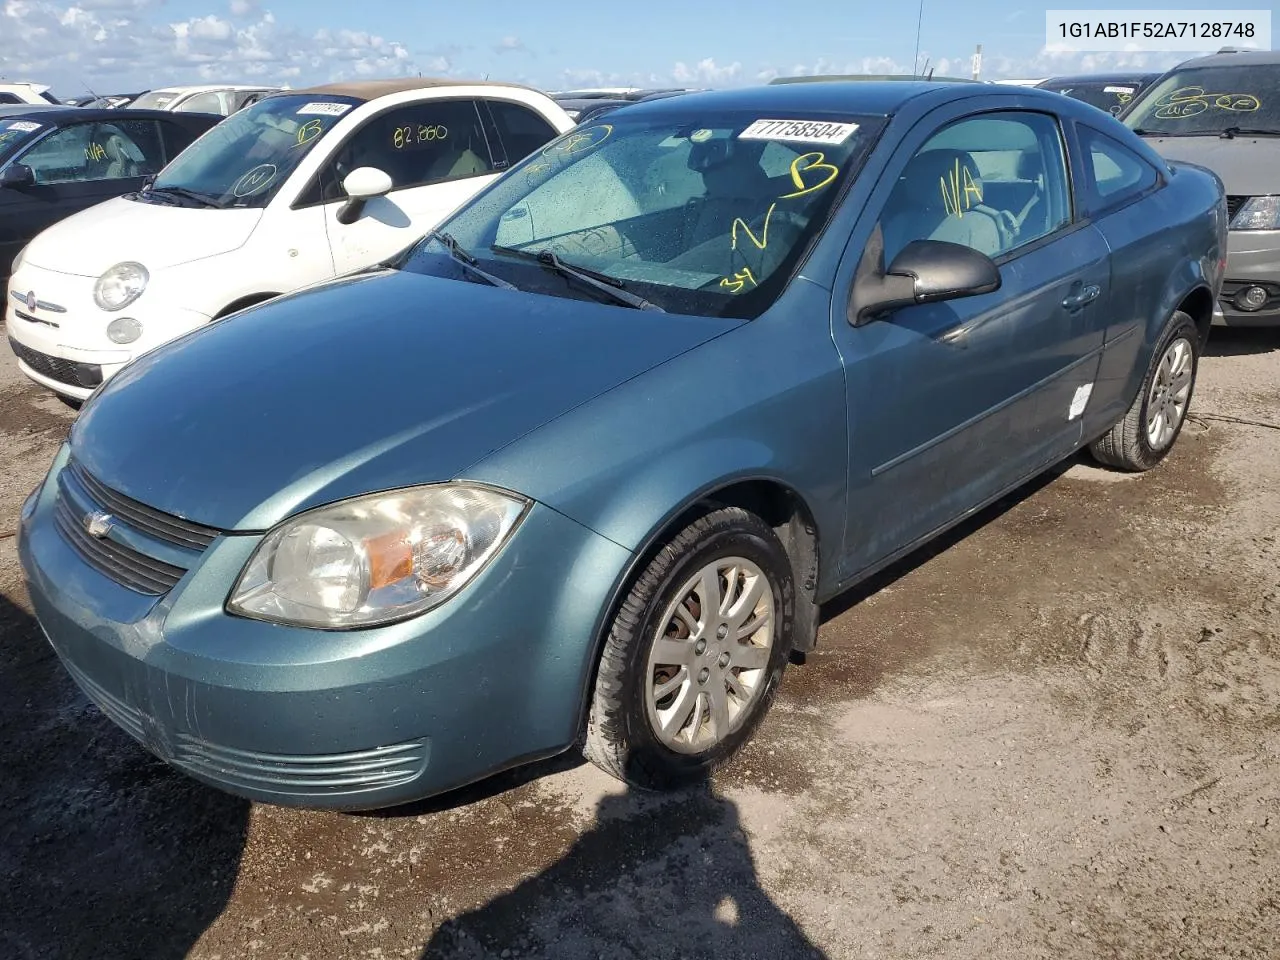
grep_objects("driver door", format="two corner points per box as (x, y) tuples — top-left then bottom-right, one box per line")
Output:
(314, 99), (504, 275)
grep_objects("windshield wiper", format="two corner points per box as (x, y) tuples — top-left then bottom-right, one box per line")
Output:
(145, 184), (221, 208)
(426, 231), (518, 291)
(490, 244), (664, 311)
(1220, 126), (1280, 139)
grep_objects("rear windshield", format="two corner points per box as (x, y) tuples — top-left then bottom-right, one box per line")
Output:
(1123, 64), (1280, 135)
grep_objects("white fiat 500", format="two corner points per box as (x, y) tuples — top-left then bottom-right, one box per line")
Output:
(6, 79), (573, 400)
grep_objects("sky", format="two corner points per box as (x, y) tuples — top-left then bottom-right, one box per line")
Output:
(0, 0), (1236, 99)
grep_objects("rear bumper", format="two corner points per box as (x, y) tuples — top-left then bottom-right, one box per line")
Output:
(18, 456), (630, 809)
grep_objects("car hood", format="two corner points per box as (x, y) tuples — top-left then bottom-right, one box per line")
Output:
(1142, 135), (1279, 196)
(23, 196), (262, 277)
(71, 270), (736, 531)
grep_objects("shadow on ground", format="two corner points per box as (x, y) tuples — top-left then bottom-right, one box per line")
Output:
(420, 786), (826, 960)
(0, 590), (249, 960)
(1203, 325), (1280, 358)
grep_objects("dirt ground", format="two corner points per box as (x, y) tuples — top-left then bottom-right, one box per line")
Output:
(1, 327), (1277, 960)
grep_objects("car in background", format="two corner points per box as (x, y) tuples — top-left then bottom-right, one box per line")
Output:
(554, 96), (631, 121)
(994, 78), (1049, 87)
(83, 93), (146, 110)
(1120, 49), (1280, 325)
(769, 74), (980, 84)
(6, 79), (574, 399)
(0, 83), (60, 106)
(1, 105), (218, 292)
(128, 85), (279, 117)
(17, 81), (1225, 810)
(573, 90), (701, 125)
(1037, 73), (1161, 116)
(553, 88), (696, 121)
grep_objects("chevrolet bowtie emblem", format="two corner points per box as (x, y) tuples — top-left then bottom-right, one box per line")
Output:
(84, 511), (114, 539)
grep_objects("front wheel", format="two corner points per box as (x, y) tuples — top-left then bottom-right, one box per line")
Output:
(1090, 311), (1200, 472)
(583, 506), (795, 789)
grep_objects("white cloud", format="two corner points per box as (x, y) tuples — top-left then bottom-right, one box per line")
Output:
(0, 1), (436, 95)
(493, 35), (528, 56)
(672, 58), (741, 85)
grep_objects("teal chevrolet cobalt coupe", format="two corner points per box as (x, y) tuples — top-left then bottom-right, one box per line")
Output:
(20, 82), (1226, 809)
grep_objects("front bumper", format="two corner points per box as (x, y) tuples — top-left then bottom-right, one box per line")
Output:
(1215, 230), (1280, 326)
(5, 263), (210, 399)
(18, 453), (631, 809)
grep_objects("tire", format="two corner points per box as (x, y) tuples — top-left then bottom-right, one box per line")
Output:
(583, 506), (795, 789)
(1089, 311), (1200, 472)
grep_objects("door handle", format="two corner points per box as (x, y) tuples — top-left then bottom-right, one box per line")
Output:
(1062, 283), (1101, 310)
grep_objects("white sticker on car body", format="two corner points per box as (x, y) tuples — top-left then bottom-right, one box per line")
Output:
(4, 121), (42, 133)
(738, 119), (859, 145)
(1069, 383), (1094, 420)
(297, 102), (352, 117)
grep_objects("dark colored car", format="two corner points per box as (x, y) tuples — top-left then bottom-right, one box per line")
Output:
(1119, 50), (1280, 325)
(1037, 73), (1162, 116)
(20, 81), (1225, 810)
(574, 90), (699, 125)
(0, 105), (219, 288)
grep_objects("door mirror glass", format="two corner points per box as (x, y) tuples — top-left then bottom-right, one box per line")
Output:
(342, 166), (394, 200)
(0, 163), (34, 189)
(852, 239), (1000, 323)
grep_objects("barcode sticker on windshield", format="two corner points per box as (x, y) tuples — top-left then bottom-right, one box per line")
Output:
(5, 121), (42, 133)
(1103, 85), (1135, 94)
(739, 119), (859, 145)
(298, 102), (352, 117)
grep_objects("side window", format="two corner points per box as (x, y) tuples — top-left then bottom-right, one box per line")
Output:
(486, 100), (559, 164)
(0, 94), (21, 105)
(176, 92), (225, 116)
(878, 111), (1072, 265)
(17, 120), (164, 184)
(318, 99), (494, 201)
(1078, 126), (1159, 214)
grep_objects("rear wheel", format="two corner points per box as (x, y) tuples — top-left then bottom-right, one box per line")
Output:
(1090, 311), (1200, 472)
(583, 507), (794, 789)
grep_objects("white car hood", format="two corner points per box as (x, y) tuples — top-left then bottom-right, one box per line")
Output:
(24, 196), (263, 277)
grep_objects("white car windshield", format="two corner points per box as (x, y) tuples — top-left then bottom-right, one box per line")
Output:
(143, 94), (360, 209)
(129, 91), (180, 111)
(1124, 65), (1280, 136)
(402, 110), (884, 318)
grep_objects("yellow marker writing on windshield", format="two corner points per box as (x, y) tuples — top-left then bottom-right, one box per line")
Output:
(731, 203), (777, 251)
(720, 267), (758, 294)
(85, 142), (107, 163)
(781, 152), (839, 199)
(940, 160), (982, 218)
(296, 119), (324, 147)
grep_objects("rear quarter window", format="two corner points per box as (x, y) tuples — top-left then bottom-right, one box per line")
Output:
(1078, 125), (1160, 217)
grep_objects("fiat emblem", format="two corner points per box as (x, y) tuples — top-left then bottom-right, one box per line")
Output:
(84, 511), (114, 539)
(25, 290), (37, 312)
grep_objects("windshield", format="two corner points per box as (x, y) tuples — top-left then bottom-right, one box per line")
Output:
(0, 118), (46, 165)
(145, 94), (360, 208)
(1047, 81), (1141, 115)
(1123, 65), (1280, 135)
(398, 111), (884, 318)
(130, 90), (180, 110)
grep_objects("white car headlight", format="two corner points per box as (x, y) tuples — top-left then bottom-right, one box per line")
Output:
(93, 262), (149, 311)
(1230, 196), (1280, 232)
(227, 484), (530, 629)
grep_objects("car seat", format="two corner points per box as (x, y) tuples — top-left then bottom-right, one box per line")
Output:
(881, 148), (1005, 264)
(102, 133), (141, 178)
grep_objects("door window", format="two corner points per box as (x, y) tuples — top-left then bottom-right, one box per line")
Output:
(1078, 125), (1160, 216)
(486, 100), (559, 163)
(17, 120), (165, 185)
(878, 111), (1072, 264)
(317, 100), (494, 202)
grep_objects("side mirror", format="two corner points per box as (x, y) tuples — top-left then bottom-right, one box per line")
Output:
(336, 167), (393, 225)
(0, 163), (35, 190)
(850, 239), (1001, 324)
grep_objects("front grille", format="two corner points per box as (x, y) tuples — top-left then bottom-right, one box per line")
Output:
(8, 337), (102, 389)
(53, 493), (187, 594)
(66, 459), (218, 550)
(172, 737), (431, 796)
(1225, 195), (1248, 220)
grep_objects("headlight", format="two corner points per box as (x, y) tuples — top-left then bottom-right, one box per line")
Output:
(1230, 196), (1280, 231)
(106, 317), (143, 344)
(227, 484), (530, 629)
(93, 262), (148, 311)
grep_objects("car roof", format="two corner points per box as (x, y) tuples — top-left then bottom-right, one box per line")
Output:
(1175, 49), (1280, 68)
(149, 84), (276, 94)
(288, 78), (546, 102)
(1040, 72), (1160, 85)
(0, 105), (214, 123)
(770, 74), (980, 85)
(611, 80), (1004, 119)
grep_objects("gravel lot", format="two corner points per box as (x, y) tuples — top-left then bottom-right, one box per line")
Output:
(1, 326), (1277, 960)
